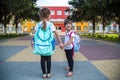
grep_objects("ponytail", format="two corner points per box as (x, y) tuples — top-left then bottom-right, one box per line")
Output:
(39, 10), (46, 30)
(42, 20), (46, 30)
(39, 8), (50, 30)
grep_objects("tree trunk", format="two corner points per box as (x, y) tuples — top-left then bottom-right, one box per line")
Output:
(102, 9), (106, 35)
(102, 17), (105, 35)
(92, 17), (95, 35)
(15, 21), (18, 34)
(3, 23), (7, 34)
(3, 15), (7, 34)
(15, 17), (18, 34)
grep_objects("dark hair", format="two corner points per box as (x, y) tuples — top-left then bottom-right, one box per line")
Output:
(64, 19), (72, 26)
(39, 8), (50, 30)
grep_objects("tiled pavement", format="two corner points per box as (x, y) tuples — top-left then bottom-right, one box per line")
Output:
(0, 33), (120, 80)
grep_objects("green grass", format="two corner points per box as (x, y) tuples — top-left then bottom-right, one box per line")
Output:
(81, 33), (120, 42)
(0, 33), (29, 40)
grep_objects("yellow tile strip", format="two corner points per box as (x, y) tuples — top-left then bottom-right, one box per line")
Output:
(6, 46), (88, 62)
(0, 40), (30, 46)
(91, 60), (120, 80)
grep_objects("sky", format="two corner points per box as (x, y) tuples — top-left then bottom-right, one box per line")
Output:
(36, 0), (70, 7)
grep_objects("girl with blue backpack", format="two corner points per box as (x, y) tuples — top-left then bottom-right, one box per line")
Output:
(33, 8), (62, 79)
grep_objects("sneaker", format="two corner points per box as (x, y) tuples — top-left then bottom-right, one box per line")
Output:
(42, 74), (47, 79)
(47, 73), (51, 78)
(66, 71), (73, 77)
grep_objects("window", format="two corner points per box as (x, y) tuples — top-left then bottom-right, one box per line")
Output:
(64, 11), (68, 15)
(58, 26), (61, 30)
(57, 10), (62, 15)
(6, 27), (9, 31)
(113, 26), (117, 30)
(107, 26), (111, 31)
(18, 27), (21, 31)
(12, 27), (15, 31)
(95, 26), (99, 30)
(77, 26), (81, 30)
(84, 26), (88, 31)
(89, 26), (92, 30)
(51, 10), (55, 15)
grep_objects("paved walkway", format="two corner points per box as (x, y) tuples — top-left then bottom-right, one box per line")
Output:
(0, 33), (120, 80)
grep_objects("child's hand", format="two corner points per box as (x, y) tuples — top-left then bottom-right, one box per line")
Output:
(59, 43), (63, 49)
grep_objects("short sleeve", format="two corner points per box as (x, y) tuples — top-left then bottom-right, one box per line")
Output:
(50, 23), (56, 32)
(35, 23), (39, 31)
(71, 32), (75, 37)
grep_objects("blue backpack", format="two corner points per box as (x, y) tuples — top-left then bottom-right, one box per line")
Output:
(69, 31), (81, 52)
(33, 22), (55, 56)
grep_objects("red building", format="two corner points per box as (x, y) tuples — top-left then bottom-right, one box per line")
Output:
(41, 6), (70, 32)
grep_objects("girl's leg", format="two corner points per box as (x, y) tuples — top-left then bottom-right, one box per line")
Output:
(41, 56), (46, 74)
(46, 56), (51, 74)
(65, 49), (74, 72)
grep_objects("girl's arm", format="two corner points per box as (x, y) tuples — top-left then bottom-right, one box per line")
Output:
(53, 30), (62, 44)
(63, 36), (74, 47)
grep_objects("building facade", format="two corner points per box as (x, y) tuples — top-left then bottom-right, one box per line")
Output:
(0, 6), (119, 34)
(41, 6), (70, 32)
(75, 21), (89, 32)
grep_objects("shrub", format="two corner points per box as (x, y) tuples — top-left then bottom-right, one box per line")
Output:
(0, 34), (28, 40)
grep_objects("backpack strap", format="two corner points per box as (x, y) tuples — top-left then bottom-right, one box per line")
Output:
(69, 31), (76, 37)
(68, 31), (76, 56)
(69, 31), (74, 45)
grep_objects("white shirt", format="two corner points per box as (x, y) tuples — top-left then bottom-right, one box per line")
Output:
(64, 30), (75, 50)
(35, 21), (56, 32)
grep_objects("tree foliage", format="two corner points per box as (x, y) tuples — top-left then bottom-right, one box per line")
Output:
(68, 0), (120, 39)
(0, 0), (40, 33)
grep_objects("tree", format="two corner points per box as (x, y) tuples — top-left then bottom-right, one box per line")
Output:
(108, 0), (120, 39)
(68, 0), (99, 34)
(68, 0), (119, 36)
(10, 0), (39, 33)
(0, 0), (12, 34)
(89, 0), (113, 34)
(0, 0), (40, 34)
